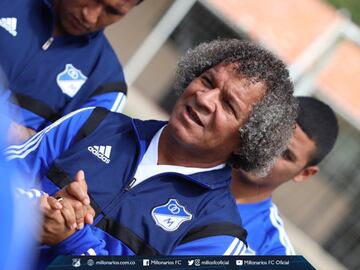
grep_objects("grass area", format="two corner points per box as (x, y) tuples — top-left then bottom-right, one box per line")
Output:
(328, 0), (360, 25)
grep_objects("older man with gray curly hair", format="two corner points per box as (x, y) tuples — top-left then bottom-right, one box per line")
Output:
(175, 39), (297, 176)
(8, 38), (297, 262)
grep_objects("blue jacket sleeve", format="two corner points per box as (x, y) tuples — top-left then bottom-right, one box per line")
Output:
(52, 232), (247, 257)
(79, 40), (127, 113)
(80, 92), (127, 113)
(5, 107), (95, 186)
(8, 103), (49, 131)
(6, 107), (112, 258)
(172, 236), (247, 256)
(50, 225), (109, 256)
(1, 89), (47, 131)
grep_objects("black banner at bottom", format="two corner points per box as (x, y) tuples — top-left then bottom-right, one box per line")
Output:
(47, 256), (315, 270)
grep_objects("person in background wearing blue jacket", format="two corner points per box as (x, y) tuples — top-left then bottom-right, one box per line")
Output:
(0, 0), (143, 144)
(0, 71), (40, 270)
(232, 96), (339, 255)
(7, 39), (297, 266)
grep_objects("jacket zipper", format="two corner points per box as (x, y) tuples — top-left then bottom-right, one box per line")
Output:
(42, 37), (54, 51)
(123, 177), (137, 192)
(101, 171), (212, 218)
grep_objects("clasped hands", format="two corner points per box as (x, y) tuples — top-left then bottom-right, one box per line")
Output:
(39, 170), (95, 245)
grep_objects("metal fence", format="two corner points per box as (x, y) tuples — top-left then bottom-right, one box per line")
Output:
(160, 2), (240, 112)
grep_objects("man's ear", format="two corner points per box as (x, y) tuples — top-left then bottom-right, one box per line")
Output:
(293, 166), (319, 183)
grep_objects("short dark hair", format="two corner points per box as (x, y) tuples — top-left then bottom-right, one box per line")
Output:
(174, 39), (298, 176)
(296, 96), (339, 166)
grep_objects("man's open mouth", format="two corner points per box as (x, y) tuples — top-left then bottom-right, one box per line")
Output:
(186, 105), (204, 127)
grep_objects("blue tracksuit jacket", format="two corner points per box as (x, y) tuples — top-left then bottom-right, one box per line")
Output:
(7, 107), (247, 267)
(0, 0), (127, 131)
(238, 198), (295, 255)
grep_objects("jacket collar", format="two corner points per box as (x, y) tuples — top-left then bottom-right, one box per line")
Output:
(131, 118), (232, 190)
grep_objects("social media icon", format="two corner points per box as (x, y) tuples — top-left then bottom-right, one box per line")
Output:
(143, 259), (150, 266)
(87, 259), (94, 266)
(195, 259), (200, 266)
(188, 260), (194, 266)
(236, 260), (243, 265)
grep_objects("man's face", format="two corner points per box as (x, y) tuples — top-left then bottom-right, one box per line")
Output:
(238, 124), (317, 187)
(168, 63), (266, 163)
(56, 0), (140, 36)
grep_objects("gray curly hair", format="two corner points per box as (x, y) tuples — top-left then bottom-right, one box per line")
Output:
(174, 39), (298, 176)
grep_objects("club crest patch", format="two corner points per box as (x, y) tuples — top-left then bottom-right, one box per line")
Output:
(151, 199), (192, 232)
(56, 64), (87, 97)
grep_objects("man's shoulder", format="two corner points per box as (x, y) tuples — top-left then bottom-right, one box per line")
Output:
(86, 109), (133, 129)
(49, 107), (97, 134)
(262, 203), (295, 254)
(182, 190), (246, 253)
(237, 198), (273, 221)
(266, 202), (285, 230)
(66, 111), (163, 141)
(85, 34), (124, 80)
(239, 200), (295, 255)
(54, 107), (96, 124)
(76, 110), (155, 140)
(1, 0), (34, 7)
(94, 34), (121, 64)
(237, 199), (276, 242)
(194, 188), (243, 227)
(0, 0), (38, 16)
(242, 200), (284, 233)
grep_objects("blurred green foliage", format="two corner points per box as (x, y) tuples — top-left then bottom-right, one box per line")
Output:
(328, 0), (360, 25)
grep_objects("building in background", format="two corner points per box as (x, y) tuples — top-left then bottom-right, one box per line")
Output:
(105, 0), (360, 269)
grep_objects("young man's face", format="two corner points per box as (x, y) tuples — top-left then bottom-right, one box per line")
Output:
(238, 124), (318, 187)
(55, 0), (140, 36)
(168, 63), (266, 164)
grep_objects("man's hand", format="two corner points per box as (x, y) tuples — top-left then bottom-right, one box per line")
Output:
(40, 194), (76, 245)
(39, 170), (95, 245)
(55, 170), (95, 229)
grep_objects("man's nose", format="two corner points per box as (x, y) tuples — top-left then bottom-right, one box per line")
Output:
(82, 4), (103, 26)
(196, 89), (220, 113)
